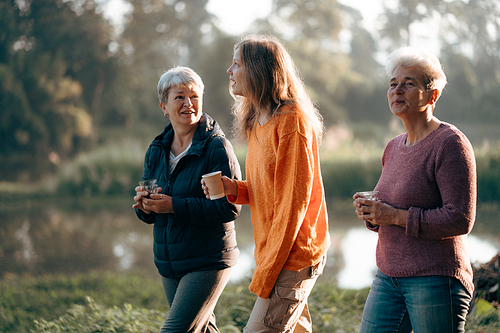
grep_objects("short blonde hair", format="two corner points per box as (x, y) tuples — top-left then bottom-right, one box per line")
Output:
(157, 66), (204, 103)
(385, 47), (447, 98)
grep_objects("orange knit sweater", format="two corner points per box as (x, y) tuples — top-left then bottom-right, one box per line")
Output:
(230, 106), (330, 298)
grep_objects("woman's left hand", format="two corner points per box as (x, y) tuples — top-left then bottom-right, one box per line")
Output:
(141, 189), (174, 214)
(133, 186), (174, 214)
(353, 197), (407, 227)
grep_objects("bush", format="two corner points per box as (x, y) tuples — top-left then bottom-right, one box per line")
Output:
(44, 136), (149, 197)
(477, 152), (500, 203)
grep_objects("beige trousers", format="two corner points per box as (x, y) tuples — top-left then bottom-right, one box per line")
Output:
(243, 256), (326, 333)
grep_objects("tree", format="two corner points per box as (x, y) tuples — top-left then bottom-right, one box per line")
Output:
(249, 0), (386, 126)
(115, 0), (236, 130)
(0, 0), (118, 180)
(379, 0), (440, 48)
(378, 0), (500, 124)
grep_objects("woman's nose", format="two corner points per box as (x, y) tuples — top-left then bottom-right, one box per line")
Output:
(184, 97), (193, 106)
(394, 84), (403, 94)
(227, 66), (232, 75)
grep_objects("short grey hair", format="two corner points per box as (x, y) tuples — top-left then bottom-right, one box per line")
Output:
(157, 66), (204, 103)
(385, 47), (447, 98)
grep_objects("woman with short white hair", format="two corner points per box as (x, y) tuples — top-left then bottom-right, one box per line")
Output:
(134, 66), (241, 333)
(353, 47), (476, 333)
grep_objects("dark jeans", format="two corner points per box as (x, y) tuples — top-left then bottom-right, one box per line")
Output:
(160, 268), (232, 333)
(360, 270), (471, 333)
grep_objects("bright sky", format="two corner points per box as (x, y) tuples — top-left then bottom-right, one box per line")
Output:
(101, 0), (439, 55)
(102, 0), (384, 35)
(207, 0), (386, 35)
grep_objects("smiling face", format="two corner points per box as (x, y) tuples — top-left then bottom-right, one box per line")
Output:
(161, 84), (202, 129)
(387, 65), (435, 119)
(227, 47), (245, 96)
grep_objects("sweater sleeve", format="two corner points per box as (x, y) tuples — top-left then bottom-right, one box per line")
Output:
(405, 134), (476, 239)
(249, 130), (315, 298)
(228, 180), (250, 205)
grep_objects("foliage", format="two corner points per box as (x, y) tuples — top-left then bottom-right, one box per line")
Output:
(116, 0), (237, 130)
(32, 296), (165, 333)
(0, 271), (166, 333)
(476, 151), (500, 203)
(0, 272), (368, 333)
(252, 0), (383, 127)
(465, 309), (500, 332)
(215, 279), (257, 329)
(308, 283), (367, 332)
(0, 0), (118, 163)
(2, 0), (500, 189)
(2, 121), (499, 206)
(378, 0), (500, 125)
(2, 271), (498, 333)
(50, 136), (148, 197)
(321, 159), (381, 199)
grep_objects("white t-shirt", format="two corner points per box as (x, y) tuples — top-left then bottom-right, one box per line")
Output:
(169, 142), (192, 174)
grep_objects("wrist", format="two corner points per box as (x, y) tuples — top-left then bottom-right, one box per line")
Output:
(226, 179), (238, 202)
(231, 179), (238, 196)
(396, 209), (408, 227)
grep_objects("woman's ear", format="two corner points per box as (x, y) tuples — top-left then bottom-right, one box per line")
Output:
(160, 102), (169, 118)
(429, 89), (439, 105)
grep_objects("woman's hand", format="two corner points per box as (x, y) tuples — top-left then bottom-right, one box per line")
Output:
(133, 185), (152, 214)
(133, 186), (174, 214)
(353, 195), (408, 227)
(201, 176), (237, 199)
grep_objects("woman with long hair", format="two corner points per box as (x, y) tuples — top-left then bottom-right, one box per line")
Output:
(203, 35), (330, 332)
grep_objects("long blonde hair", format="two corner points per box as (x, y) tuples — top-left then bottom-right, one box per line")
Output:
(231, 35), (323, 145)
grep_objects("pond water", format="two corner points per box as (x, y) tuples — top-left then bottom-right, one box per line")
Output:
(1, 197), (498, 289)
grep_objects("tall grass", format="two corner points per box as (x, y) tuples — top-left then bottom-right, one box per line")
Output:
(2, 123), (498, 205)
(44, 136), (149, 197)
(1, 271), (498, 333)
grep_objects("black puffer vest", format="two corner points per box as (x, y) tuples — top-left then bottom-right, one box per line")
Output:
(135, 114), (241, 278)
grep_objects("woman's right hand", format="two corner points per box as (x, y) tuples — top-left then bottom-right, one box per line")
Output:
(132, 185), (153, 214)
(201, 176), (237, 199)
(352, 194), (407, 227)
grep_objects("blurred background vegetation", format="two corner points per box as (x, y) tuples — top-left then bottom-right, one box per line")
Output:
(1, 0), (499, 201)
(1, 1), (500, 331)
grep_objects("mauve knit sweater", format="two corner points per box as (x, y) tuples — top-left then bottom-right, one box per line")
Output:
(369, 122), (476, 295)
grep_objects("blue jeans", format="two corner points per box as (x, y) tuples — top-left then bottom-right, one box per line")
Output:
(160, 268), (232, 333)
(360, 270), (471, 333)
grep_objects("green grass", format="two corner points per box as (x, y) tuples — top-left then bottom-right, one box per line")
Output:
(0, 271), (498, 332)
(0, 271), (167, 332)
